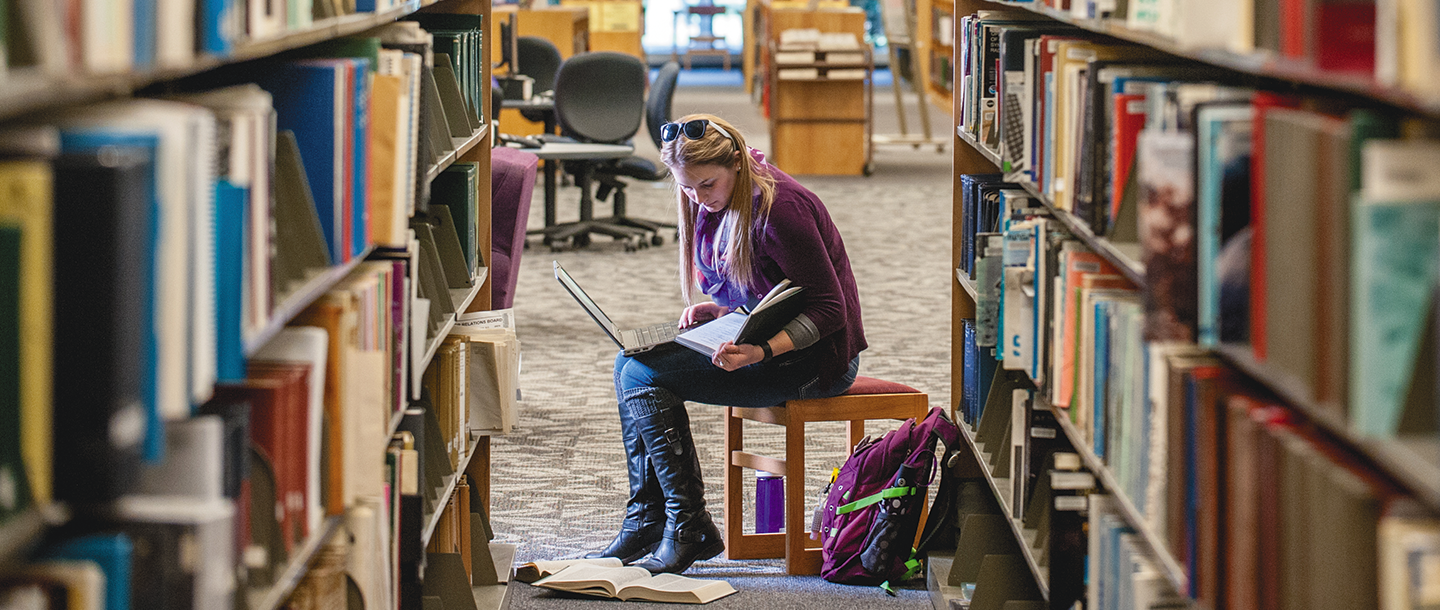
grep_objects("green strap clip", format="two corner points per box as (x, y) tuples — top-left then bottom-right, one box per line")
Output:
(834, 486), (916, 515)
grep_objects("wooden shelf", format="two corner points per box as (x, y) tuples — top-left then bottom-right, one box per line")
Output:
(248, 515), (344, 610)
(984, 0), (1440, 117)
(0, 1), (440, 122)
(422, 435), (484, 546)
(1039, 395), (1190, 597)
(244, 246), (378, 356)
(955, 268), (978, 302)
(956, 126), (1004, 168)
(1215, 344), (1440, 512)
(426, 126), (491, 183)
(957, 421), (1050, 599)
(954, 128), (1146, 286)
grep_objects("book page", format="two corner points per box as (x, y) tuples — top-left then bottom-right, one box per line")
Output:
(513, 557), (621, 583)
(533, 564), (653, 595)
(617, 573), (737, 603)
(675, 312), (747, 353)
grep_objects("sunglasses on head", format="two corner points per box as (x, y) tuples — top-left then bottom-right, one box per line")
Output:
(660, 119), (735, 145)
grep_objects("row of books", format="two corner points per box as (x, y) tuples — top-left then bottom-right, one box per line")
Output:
(1009, 0), (1440, 97)
(1, 0), (421, 80)
(956, 165), (1440, 608)
(956, 11), (1440, 442)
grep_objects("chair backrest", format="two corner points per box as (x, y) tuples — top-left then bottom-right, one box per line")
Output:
(645, 61), (682, 150)
(554, 51), (646, 144)
(516, 36), (562, 95)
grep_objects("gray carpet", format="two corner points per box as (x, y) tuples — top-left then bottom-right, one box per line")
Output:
(489, 70), (953, 607)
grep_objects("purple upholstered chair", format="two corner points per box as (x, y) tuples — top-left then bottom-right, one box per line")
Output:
(490, 146), (538, 309)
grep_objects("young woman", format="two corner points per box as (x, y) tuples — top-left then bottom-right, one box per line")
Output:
(585, 114), (866, 574)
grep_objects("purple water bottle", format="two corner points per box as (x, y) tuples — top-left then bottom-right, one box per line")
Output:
(755, 471), (784, 533)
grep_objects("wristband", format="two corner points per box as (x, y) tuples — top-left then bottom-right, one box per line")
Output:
(760, 342), (774, 362)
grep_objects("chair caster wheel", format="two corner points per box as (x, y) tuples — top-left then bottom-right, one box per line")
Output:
(651, 234), (664, 246)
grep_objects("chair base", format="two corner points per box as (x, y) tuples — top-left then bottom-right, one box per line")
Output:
(722, 388), (929, 575)
(528, 220), (652, 251)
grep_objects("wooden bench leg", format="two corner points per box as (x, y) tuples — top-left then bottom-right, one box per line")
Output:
(724, 408), (785, 560)
(784, 419), (822, 575)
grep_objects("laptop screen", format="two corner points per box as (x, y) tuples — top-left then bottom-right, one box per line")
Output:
(553, 261), (623, 345)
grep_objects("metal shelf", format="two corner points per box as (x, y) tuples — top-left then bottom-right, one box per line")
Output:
(244, 246), (378, 356)
(1039, 396), (1190, 597)
(473, 542), (516, 610)
(421, 435), (484, 546)
(957, 420), (1050, 599)
(984, 0), (1440, 117)
(416, 269), (489, 382)
(1216, 344), (1440, 512)
(0, 1), (436, 122)
(955, 268), (979, 302)
(425, 126), (490, 183)
(953, 129), (1146, 286)
(248, 515), (344, 610)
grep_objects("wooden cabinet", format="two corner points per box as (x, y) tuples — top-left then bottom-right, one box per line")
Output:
(561, 0), (645, 59)
(491, 5), (589, 135)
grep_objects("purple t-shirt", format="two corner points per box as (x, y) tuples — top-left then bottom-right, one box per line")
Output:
(694, 149), (866, 386)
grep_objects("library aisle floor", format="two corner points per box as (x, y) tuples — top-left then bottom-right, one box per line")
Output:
(492, 70), (954, 608)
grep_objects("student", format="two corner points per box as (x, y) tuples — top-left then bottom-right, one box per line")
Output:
(586, 114), (866, 574)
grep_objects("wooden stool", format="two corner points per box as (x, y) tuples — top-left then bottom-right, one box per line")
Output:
(722, 376), (928, 575)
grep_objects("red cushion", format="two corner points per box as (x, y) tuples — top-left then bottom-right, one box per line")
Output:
(843, 376), (921, 396)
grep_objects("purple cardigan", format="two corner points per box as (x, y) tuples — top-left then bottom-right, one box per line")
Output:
(695, 150), (866, 387)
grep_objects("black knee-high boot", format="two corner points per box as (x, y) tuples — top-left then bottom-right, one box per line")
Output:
(586, 373), (665, 563)
(628, 391), (724, 574)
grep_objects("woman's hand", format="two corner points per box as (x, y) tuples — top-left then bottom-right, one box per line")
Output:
(711, 341), (764, 371)
(680, 302), (729, 329)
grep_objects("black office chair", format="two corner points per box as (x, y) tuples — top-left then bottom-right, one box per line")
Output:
(590, 61), (681, 245)
(539, 51), (653, 249)
(516, 36), (562, 125)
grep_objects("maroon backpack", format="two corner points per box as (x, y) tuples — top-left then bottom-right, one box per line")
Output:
(817, 407), (962, 591)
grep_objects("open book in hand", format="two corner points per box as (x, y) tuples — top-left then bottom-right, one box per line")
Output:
(529, 563), (738, 604)
(676, 280), (806, 356)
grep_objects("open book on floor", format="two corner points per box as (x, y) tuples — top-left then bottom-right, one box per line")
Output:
(675, 280), (806, 356)
(530, 563), (738, 604)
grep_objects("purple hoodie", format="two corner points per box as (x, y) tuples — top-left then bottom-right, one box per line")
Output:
(695, 148), (866, 387)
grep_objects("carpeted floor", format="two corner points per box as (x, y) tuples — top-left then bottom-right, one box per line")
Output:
(489, 68), (954, 608)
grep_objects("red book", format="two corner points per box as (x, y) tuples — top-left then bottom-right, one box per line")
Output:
(212, 378), (295, 554)
(1279, 0), (1311, 58)
(1111, 92), (1147, 226)
(1315, 2), (1376, 73)
(248, 363), (313, 546)
(1248, 91), (1301, 360)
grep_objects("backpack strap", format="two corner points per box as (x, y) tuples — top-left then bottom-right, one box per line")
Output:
(914, 410), (964, 555)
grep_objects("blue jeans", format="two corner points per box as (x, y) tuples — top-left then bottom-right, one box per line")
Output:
(614, 346), (859, 411)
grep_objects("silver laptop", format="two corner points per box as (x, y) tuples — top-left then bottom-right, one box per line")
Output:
(554, 261), (681, 355)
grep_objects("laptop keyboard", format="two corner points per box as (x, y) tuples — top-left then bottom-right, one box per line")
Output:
(635, 321), (680, 346)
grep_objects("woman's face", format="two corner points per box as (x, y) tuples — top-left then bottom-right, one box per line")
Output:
(674, 161), (738, 213)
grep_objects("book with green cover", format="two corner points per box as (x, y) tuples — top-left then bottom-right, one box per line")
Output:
(430, 163), (480, 275)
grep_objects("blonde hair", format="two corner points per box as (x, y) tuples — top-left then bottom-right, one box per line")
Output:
(660, 114), (777, 305)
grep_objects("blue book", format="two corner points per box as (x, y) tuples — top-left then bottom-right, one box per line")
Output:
(1093, 301), (1111, 459)
(348, 58), (371, 259)
(199, 0), (236, 54)
(1184, 375), (1201, 595)
(1195, 106), (1254, 346)
(962, 320), (978, 425)
(133, 0), (156, 70)
(40, 534), (133, 610)
(1351, 189), (1440, 436)
(58, 131), (164, 464)
(977, 345), (998, 426)
(256, 61), (346, 263)
(214, 181), (246, 382)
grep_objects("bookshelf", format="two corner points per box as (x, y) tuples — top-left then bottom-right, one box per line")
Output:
(982, 0), (1440, 118)
(243, 245), (379, 356)
(955, 420), (1051, 599)
(421, 435), (485, 545)
(0, 0), (512, 605)
(249, 516), (345, 610)
(0, 0), (427, 123)
(949, 0), (1440, 607)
